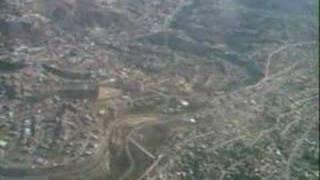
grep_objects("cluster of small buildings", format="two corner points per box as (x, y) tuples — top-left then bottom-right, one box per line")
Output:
(0, 91), (103, 168)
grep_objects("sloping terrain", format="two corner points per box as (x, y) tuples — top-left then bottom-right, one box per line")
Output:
(0, 0), (318, 180)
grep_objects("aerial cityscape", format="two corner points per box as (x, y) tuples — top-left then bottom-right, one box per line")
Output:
(0, 0), (318, 180)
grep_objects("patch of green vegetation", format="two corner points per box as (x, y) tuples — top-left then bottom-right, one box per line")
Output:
(0, 60), (26, 72)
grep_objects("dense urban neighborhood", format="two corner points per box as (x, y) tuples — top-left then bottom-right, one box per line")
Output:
(0, 0), (318, 180)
